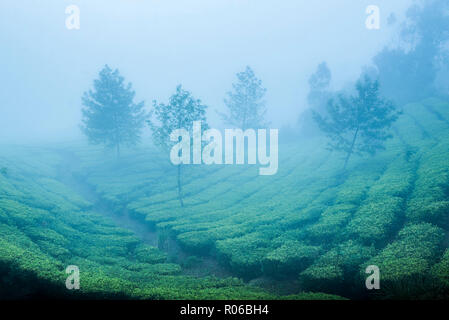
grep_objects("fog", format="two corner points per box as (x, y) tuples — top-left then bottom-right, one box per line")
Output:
(3, 1), (449, 301)
(0, 0), (413, 143)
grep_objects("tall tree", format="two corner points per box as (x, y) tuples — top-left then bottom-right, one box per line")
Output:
(374, 0), (449, 104)
(148, 85), (208, 207)
(219, 66), (267, 130)
(307, 61), (332, 109)
(313, 76), (400, 170)
(299, 62), (333, 135)
(81, 65), (146, 157)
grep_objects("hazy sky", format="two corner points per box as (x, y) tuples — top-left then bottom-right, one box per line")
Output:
(0, 0), (414, 143)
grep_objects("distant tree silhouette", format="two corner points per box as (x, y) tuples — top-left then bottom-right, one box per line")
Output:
(308, 62), (332, 109)
(299, 62), (333, 136)
(313, 76), (400, 170)
(81, 65), (146, 158)
(148, 85), (208, 207)
(374, 0), (449, 104)
(219, 66), (267, 130)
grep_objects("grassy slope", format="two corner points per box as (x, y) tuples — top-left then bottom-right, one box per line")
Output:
(1, 97), (449, 299)
(0, 147), (337, 300)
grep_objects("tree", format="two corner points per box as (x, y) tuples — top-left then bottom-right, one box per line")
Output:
(308, 62), (332, 108)
(374, 0), (449, 104)
(81, 65), (146, 158)
(219, 66), (267, 130)
(148, 85), (208, 207)
(299, 62), (333, 136)
(313, 76), (400, 170)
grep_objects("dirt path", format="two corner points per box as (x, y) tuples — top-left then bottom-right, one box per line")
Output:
(52, 149), (233, 279)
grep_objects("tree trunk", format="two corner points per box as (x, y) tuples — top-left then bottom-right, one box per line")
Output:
(177, 164), (184, 207)
(343, 127), (359, 170)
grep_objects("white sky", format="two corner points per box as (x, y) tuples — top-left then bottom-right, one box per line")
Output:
(0, 0), (414, 142)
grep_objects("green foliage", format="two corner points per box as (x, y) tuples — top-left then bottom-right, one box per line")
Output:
(262, 242), (322, 277)
(299, 241), (375, 295)
(299, 62), (333, 136)
(219, 66), (267, 129)
(431, 249), (449, 288)
(300, 265), (344, 293)
(0, 153), (278, 300)
(216, 232), (272, 279)
(148, 84), (209, 150)
(148, 84), (209, 207)
(365, 223), (445, 287)
(373, 0), (449, 104)
(346, 196), (403, 245)
(134, 244), (167, 264)
(81, 65), (146, 157)
(2, 96), (449, 299)
(304, 204), (355, 241)
(181, 256), (203, 269)
(313, 75), (400, 169)
(406, 139), (449, 228)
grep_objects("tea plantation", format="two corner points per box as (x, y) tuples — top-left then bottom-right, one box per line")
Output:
(1, 97), (449, 299)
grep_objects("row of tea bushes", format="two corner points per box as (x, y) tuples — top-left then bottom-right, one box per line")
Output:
(0, 148), (290, 299)
(56, 98), (449, 298)
(406, 140), (449, 228)
(363, 223), (447, 299)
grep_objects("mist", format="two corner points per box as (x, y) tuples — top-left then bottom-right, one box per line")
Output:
(0, 0), (413, 144)
(3, 0), (449, 302)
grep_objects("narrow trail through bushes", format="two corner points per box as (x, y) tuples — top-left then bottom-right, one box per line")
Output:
(53, 150), (237, 280)
(50, 149), (305, 295)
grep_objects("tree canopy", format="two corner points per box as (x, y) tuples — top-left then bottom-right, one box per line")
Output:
(148, 85), (209, 207)
(313, 76), (400, 169)
(81, 65), (146, 157)
(374, 0), (449, 104)
(299, 62), (333, 136)
(219, 66), (267, 130)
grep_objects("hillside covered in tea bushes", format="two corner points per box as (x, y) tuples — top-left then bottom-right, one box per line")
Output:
(1, 97), (449, 299)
